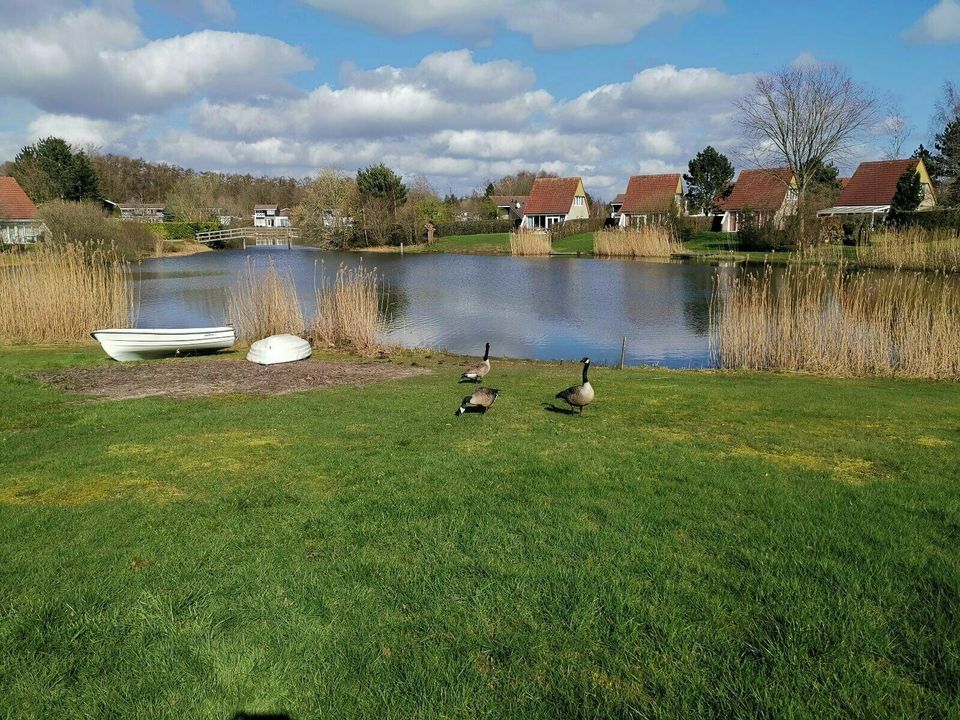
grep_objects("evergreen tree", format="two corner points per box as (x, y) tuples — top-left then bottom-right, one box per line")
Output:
(10, 137), (101, 202)
(683, 146), (734, 214)
(484, 182), (495, 197)
(890, 168), (923, 213)
(933, 117), (960, 205)
(356, 164), (407, 209)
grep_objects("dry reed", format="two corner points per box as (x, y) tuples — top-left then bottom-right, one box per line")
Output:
(594, 226), (681, 258)
(509, 231), (552, 256)
(0, 242), (132, 343)
(227, 258), (305, 344)
(313, 262), (385, 353)
(856, 227), (960, 273)
(710, 263), (960, 380)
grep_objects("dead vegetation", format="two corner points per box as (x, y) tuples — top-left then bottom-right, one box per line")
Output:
(34, 358), (431, 400)
(509, 230), (552, 256)
(594, 226), (681, 258)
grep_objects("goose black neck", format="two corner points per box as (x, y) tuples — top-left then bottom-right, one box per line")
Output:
(483, 343), (490, 360)
(582, 362), (590, 383)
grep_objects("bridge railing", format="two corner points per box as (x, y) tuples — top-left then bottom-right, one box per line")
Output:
(195, 227), (300, 246)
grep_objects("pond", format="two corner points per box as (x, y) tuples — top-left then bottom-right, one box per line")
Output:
(134, 246), (722, 368)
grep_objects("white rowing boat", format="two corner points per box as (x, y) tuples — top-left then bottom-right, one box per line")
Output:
(246, 333), (312, 365)
(91, 327), (236, 361)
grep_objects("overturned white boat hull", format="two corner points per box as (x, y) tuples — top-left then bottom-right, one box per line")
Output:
(92, 327), (236, 362)
(246, 334), (312, 365)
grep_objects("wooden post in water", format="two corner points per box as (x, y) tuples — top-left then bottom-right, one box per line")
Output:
(619, 336), (627, 370)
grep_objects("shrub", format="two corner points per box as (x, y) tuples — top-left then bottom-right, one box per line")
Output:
(737, 211), (791, 252)
(36, 200), (157, 259)
(887, 208), (960, 233)
(148, 221), (221, 240)
(433, 219), (515, 237)
(549, 218), (606, 241)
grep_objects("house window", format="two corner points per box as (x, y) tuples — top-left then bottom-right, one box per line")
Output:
(574, 196), (585, 206)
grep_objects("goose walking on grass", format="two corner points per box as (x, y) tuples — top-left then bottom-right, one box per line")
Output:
(555, 357), (594, 415)
(456, 387), (500, 416)
(460, 342), (491, 383)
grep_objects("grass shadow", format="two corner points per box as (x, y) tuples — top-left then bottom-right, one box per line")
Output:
(543, 402), (577, 416)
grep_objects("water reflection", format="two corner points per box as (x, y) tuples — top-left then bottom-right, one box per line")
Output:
(135, 246), (721, 368)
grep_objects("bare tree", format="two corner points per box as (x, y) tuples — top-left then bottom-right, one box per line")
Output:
(882, 108), (911, 160)
(736, 64), (878, 242)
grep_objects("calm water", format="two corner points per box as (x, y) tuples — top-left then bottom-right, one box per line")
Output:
(135, 246), (721, 368)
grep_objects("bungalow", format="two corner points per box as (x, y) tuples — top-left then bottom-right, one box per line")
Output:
(609, 193), (625, 220)
(817, 158), (936, 225)
(0, 177), (45, 244)
(718, 168), (797, 233)
(103, 200), (167, 223)
(490, 195), (527, 227)
(617, 174), (684, 227)
(521, 177), (589, 230)
(253, 204), (291, 228)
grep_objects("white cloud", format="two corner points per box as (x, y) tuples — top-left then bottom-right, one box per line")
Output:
(903, 0), (960, 44)
(26, 113), (147, 148)
(552, 64), (755, 132)
(0, 9), (313, 118)
(146, 0), (237, 24)
(300, 0), (720, 50)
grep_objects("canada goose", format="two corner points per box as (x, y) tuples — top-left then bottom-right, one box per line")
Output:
(555, 357), (594, 414)
(460, 342), (491, 383)
(456, 387), (500, 416)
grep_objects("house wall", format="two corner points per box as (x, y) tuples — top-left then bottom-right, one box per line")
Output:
(916, 162), (937, 209)
(1, 221), (44, 244)
(567, 180), (589, 220)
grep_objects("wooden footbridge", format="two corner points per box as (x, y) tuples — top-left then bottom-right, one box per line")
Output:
(194, 227), (300, 248)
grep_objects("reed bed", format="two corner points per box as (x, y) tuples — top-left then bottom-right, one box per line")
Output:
(313, 262), (385, 353)
(594, 226), (681, 258)
(856, 227), (960, 273)
(710, 263), (960, 380)
(228, 258), (304, 344)
(509, 231), (552, 256)
(0, 242), (132, 343)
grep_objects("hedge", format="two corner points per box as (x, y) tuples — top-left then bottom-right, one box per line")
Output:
(146, 221), (222, 239)
(432, 219), (515, 237)
(887, 208), (960, 233)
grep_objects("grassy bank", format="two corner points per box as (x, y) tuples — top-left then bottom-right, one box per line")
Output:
(0, 346), (958, 717)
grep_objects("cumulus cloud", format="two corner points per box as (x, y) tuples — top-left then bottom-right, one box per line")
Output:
(551, 64), (755, 132)
(193, 50), (551, 140)
(903, 0), (960, 44)
(26, 113), (148, 148)
(300, 0), (720, 50)
(0, 8), (313, 118)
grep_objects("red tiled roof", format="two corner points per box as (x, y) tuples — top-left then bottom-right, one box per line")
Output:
(838, 177), (850, 189)
(836, 159), (918, 207)
(718, 168), (794, 212)
(523, 177), (582, 215)
(619, 174), (681, 214)
(0, 176), (38, 220)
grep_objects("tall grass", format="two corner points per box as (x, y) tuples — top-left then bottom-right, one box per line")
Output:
(0, 242), (132, 343)
(710, 263), (960, 380)
(313, 262), (385, 353)
(594, 226), (681, 258)
(509, 231), (552, 256)
(856, 227), (960, 273)
(227, 258), (304, 344)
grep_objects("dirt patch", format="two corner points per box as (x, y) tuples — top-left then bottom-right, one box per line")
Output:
(34, 359), (431, 400)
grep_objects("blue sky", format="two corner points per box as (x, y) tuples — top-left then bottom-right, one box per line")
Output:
(1, 0), (957, 198)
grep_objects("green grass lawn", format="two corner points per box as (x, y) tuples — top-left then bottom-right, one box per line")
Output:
(552, 232), (595, 255)
(424, 233), (510, 254)
(1, 346), (959, 717)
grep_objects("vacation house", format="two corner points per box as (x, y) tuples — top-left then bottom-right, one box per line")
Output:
(617, 174), (684, 227)
(609, 193), (625, 221)
(0, 177), (45, 244)
(490, 195), (527, 227)
(521, 177), (589, 230)
(253, 205), (291, 228)
(101, 200), (167, 222)
(817, 158), (936, 225)
(718, 168), (797, 233)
